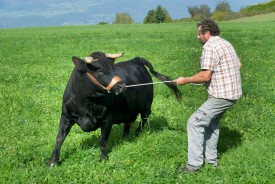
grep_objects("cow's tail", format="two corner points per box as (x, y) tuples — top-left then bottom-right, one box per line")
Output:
(139, 57), (182, 102)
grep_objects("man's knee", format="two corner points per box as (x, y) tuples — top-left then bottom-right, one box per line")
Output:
(187, 113), (197, 126)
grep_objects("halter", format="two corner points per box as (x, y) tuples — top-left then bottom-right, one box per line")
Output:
(86, 71), (122, 93)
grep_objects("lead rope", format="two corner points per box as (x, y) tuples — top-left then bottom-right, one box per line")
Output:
(125, 81), (203, 88)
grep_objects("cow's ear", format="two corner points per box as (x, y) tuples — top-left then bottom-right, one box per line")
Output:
(72, 56), (86, 72)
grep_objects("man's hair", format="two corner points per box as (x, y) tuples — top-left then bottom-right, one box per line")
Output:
(197, 18), (220, 36)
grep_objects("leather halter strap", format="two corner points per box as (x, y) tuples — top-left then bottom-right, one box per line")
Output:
(86, 72), (122, 93)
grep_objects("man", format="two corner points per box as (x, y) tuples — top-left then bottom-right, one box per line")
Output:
(174, 18), (242, 173)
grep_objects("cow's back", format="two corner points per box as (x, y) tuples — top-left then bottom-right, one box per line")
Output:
(115, 58), (152, 85)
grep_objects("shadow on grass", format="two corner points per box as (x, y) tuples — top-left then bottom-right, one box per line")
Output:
(218, 126), (243, 155)
(60, 118), (242, 164)
(76, 116), (170, 155)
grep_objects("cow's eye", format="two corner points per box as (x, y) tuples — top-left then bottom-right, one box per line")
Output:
(87, 64), (99, 71)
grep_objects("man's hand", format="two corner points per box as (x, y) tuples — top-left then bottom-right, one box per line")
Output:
(173, 77), (188, 86)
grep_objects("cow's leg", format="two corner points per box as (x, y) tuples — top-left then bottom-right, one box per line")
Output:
(136, 118), (147, 135)
(48, 115), (73, 167)
(123, 121), (135, 137)
(136, 105), (151, 135)
(123, 123), (131, 138)
(99, 121), (112, 161)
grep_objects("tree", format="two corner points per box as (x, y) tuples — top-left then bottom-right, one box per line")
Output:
(212, 1), (235, 21)
(187, 6), (200, 17)
(187, 5), (211, 20)
(155, 5), (165, 23)
(97, 22), (108, 25)
(215, 1), (231, 12)
(143, 5), (172, 24)
(200, 5), (211, 18)
(113, 13), (134, 24)
(144, 10), (156, 24)
(162, 8), (173, 23)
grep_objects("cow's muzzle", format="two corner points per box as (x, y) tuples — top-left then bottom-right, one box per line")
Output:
(114, 80), (126, 95)
(86, 72), (126, 94)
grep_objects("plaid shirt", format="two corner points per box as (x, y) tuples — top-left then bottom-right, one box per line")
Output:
(201, 36), (242, 100)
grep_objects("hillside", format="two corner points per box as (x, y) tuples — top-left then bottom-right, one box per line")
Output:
(232, 12), (275, 21)
(177, 0), (275, 22)
(233, 0), (275, 21)
(240, 0), (275, 16)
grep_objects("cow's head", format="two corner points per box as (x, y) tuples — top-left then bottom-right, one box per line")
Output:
(88, 51), (124, 63)
(72, 52), (126, 95)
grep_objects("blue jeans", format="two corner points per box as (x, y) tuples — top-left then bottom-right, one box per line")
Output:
(186, 97), (236, 170)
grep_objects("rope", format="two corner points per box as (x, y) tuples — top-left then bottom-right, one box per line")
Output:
(125, 81), (203, 88)
(126, 81), (172, 88)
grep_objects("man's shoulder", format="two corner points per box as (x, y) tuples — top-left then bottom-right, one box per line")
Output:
(211, 36), (227, 44)
(205, 36), (231, 49)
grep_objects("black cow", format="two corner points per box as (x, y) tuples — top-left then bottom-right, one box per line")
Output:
(48, 51), (181, 166)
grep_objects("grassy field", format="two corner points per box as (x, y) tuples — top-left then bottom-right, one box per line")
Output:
(0, 21), (274, 183)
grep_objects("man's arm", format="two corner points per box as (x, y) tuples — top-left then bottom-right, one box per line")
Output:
(173, 70), (212, 86)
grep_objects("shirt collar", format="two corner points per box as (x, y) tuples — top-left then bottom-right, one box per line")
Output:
(203, 36), (220, 48)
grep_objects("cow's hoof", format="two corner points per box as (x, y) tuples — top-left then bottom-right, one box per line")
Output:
(123, 132), (129, 138)
(48, 160), (58, 167)
(135, 129), (142, 136)
(99, 156), (108, 162)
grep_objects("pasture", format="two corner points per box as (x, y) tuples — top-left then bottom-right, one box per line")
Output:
(0, 21), (274, 183)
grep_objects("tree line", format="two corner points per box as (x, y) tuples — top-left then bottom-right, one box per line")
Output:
(107, 0), (274, 24)
(112, 5), (172, 24)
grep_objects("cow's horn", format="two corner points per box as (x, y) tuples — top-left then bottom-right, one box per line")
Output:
(105, 53), (124, 59)
(84, 57), (97, 64)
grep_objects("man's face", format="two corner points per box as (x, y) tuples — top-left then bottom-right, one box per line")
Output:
(197, 25), (208, 45)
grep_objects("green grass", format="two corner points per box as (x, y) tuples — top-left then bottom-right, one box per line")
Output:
(0, 22), (274, 183)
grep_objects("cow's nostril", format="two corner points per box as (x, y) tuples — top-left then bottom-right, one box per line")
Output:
(116, 82), (126, 93)
(118, 84), (125, 88)
(117, 81), (126, 88)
